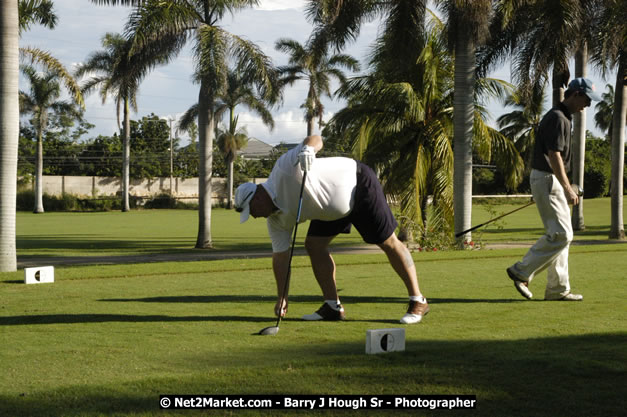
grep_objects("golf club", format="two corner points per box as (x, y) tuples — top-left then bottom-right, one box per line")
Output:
(455, 184), (583, 238)
(257, 171), (308, 336)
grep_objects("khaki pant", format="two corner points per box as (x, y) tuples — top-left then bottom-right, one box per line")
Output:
(509, 169), (573, 299)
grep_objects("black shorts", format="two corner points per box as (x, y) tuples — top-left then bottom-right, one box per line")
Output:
(307, 162), (398, 244)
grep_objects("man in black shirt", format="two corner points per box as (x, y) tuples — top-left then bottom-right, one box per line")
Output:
(506, 78), (601, 301)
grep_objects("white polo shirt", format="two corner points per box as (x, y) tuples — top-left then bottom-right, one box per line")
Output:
(262, 145), (357, 252)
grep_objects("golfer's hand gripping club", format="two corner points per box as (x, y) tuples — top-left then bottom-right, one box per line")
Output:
(298, 145), (315, 172)
(275, 298), (288, 318)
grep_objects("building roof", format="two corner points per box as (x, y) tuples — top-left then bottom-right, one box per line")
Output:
(239, 138), (275, 159)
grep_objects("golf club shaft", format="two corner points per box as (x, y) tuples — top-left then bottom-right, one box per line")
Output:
(455, 200), (535, 238)
(274, 170), (307, 327)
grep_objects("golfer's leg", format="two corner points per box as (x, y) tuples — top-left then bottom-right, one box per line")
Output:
(513, 172), (569, 281)
(304, 235), (339, 300)
(544, 190), (573, 299)
(377, 233), (421, 297)
(545, 246), (571, 299)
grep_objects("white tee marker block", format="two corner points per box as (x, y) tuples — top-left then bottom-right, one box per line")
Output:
(24, 266), (55, 284)
(366, 328), (405, 354)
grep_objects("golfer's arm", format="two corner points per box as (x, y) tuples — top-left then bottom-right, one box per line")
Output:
(272, 250), (290, 299)
(303, 134), (323, 153)
(547, 150), (572, 192)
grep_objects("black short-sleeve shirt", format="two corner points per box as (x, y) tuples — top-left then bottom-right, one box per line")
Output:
(531, 103), (572, 173)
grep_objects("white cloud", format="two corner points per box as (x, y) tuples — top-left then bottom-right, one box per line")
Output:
(256, 0), (306, 11)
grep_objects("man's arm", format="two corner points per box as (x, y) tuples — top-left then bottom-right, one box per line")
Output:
(303, 134), (323, 153)
(272, 250), (290, 317)
(547, 150), (579, 205)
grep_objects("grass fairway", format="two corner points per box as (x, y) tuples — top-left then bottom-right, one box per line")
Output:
(16, 197), (626, 259)
(16, 209), (364, 257)
(1, 246), (626, 416)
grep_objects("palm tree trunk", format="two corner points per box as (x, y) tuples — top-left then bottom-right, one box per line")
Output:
(307, 117), (315, 136)
(34, 127), (45, 213)
(0, 0), (19, 272)
(195, 84), (214, 249)
(122, 97), (131, 212)
(609, 62), (625, 240)
(551, 62), (568, 107)
(571, 44), (587, 231)
(227, 157), (234, 209)
(453, 35), (475, 244)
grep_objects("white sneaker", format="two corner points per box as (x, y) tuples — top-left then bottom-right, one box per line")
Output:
(546, 293), (583, 301)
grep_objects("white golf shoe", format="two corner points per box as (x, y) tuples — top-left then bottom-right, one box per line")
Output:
(400, 300), (429, 324)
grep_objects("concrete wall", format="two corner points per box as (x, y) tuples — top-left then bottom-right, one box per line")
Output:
(25, 176), (232, 204)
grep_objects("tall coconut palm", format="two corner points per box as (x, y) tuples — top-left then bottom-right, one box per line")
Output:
(19, 65), (83, 213)
(330, 6), (522, 243)
(308, 0), (495, 243)
(107, 0), (278, 249)
(2, 0), (59, 271)
(481, 0), (601, 232)
(435, 0), (493, 244)
(0, 0), (20, 272)
(76, 32), (166, 212)
(275, 37), (360, 136)
(571, 43), (589, 230)
(178, 67), (275, 208)
(589, 0), (626, 240)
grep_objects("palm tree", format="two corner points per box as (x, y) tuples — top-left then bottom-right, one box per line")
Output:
(2, 0), (59, 271)
(308, 0), (496, 243)
(18, 0), (56, 34)
(76, 32), (165, 212)
(275, 37), (360, 135)
(178, 67), (275, 208)
(19, 65), (83, 213)
(435, 0), (493, 244)
(594, 84), (616, 138)
(0, 0), (20, 272)
(497, 83), (546, 178)
(329, 7), (522, 244)
(481, 0), (602, 233)
(589, 0), (626, 240)
(108, 0), (278, 249)
(216, 120), (248, 208)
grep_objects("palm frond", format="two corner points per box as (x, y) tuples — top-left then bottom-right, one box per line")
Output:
(20, 47), (84, 108)
(19, 0), (57, 34)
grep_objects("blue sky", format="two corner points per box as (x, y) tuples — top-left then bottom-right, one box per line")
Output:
(19, 0), (614, 146)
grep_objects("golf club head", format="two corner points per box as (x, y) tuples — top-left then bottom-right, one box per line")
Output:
(258, 326), (279, 336)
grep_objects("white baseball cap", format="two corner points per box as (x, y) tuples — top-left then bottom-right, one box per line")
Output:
(234, 182), (257, 223)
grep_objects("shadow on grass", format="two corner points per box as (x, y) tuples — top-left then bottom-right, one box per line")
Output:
(0, 333), (624, 417)
(17, 236), (273, 254)
(0, 313), (277, 325)
(97, 295), (405, 304)
(97, 295), (524, 305)
(0, 296), (528, 327)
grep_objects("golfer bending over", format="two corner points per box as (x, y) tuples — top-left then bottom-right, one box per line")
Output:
(506, 78), (600, 301)
(234, 135), (428, 324)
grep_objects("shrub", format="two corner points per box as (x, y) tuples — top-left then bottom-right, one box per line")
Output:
(583, 163), (609, 198)
(584, 139), (611, 198)
(143, 193), (177, 209)
(143, 194), (198, 210)
(17, 191), (125, 212)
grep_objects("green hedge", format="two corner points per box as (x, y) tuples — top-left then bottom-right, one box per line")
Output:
(16, 191), (198, 212)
